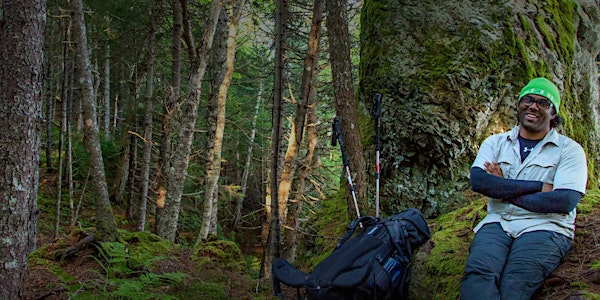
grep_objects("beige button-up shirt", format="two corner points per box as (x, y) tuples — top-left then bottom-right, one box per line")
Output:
(472, 127), (587, 239)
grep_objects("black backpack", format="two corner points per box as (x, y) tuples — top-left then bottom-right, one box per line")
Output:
(272, 207), (430, 300)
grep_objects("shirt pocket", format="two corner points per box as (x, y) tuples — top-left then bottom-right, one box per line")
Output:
(497, 153), (515, 179)
(523, 152), (559, 183)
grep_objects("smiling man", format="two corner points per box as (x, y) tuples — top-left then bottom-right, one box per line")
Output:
(459, 77), (588, 300)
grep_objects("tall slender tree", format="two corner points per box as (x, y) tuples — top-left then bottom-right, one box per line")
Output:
(71, 0), (118, 242)
(281, 0), (324, 261)
(199, 0), (247, 241)
(155, 0), (225, 241)
(326, 0), (368, 219)
(233, 75), (263, 228)
(0, 0), (46, 297)
(138, 0), (161, 232)
(264, 0), (287, 279)
(154, 0), (183, 236)
(103, 44), (111, 138)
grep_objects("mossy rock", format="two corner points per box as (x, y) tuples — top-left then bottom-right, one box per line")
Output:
(359, 0), (600, 217)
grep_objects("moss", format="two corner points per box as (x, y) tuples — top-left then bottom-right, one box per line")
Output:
(577, 189), (600, 214)
(193, 240), (244, 271)
(516, 36), (535, 78)
(418, 200), (487, 299)
(170, 282), (228, 300)
(544, 0), (575, 61)
(119, 229), (176, 257)
(305, 188), (350, 267)
(518, 13), (530, 32)
(28, 252), (75, 283)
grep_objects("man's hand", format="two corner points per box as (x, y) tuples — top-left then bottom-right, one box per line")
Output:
(483, 162), (503, 177)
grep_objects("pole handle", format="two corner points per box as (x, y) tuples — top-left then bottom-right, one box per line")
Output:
(332, 117), (350, 168)
(371, 93), (382, 118)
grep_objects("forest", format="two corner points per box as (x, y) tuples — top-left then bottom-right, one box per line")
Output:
(1, 0), (600, 299)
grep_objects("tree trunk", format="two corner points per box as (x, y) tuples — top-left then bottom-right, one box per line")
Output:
(66, 97), (74, 226)
(264, 0), (287, 280)
(154, 0), (183, 237)
(155, 0), (224, 241)
(138, 0), (159, 232)
(281, 0), (324, 262)
(0, 0), (45, 298)
(103, 45), (110, 139)
(126, 132), (137, 221)
(327, 0), (368, 219)
(199, 0), (246, 241)
(55, 48), (68, 239)
(71, 0), (118, 242)
(44, 61), (54, 172)
(200, 6), (228, 241)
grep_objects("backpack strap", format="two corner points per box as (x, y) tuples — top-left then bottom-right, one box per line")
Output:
(272, 258), (309, 299)
(385, 219), (412, 262)
(336, 216), (376, 249)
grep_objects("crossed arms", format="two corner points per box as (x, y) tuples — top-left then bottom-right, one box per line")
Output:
(470, 164), (582, 214)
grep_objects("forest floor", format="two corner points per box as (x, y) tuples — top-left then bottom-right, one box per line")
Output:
(21, 208), (600, 300)
(19, 169), (600, 299)
(532, 205), (600, 300)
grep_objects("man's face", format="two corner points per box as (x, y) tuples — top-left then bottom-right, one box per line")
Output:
(517, 94), (556, 138)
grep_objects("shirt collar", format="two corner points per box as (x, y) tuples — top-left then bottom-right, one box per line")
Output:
(507, 126), (560, 146)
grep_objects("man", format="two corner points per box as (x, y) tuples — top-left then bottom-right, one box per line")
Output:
(460, 77), (588, 299)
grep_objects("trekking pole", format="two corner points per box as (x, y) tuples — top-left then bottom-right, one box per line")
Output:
(332, 116), (362, 219)
(371, 93), (382, 218)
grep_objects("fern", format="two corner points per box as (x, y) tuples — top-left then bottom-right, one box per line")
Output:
(74, 241), (189, 299)
(108, 273), (187, 299)
(93, 241), (163, 278)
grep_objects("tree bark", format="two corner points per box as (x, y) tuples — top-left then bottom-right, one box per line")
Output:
(200, 6), (228, 241)
(198, 0), (246, 241)
(281, 0), (324, 262)
(155, 0), (224, 241)
(264, 0), (287, 279)
(138, 0), (160, 232)
(55, 45), (69, 239)
(44, 60), (54, 172)
(71, 0), (118, 242)
(154, 0), (182, 237)
(103, 45), (111, 139)
(326, 0), (367, 219)
(0, 0), (45, 298)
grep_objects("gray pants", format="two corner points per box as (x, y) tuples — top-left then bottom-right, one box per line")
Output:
(460, 222), (571, 300)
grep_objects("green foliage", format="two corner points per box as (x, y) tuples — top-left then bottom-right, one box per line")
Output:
(577, 189), (600, 214)
(76, 272), (187, 300)
(170, 282), (228, 300)
(592, 261), (600, 271)
(193, 240), (244, 271)
(71, 136), (120, 180)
